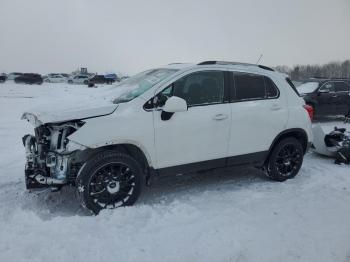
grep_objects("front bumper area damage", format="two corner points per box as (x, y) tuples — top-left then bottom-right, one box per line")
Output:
(23, 122), (87, 189)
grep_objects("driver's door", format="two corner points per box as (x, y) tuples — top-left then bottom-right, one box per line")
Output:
(153, 70), (231, 172)
(317, 82), (338, 115)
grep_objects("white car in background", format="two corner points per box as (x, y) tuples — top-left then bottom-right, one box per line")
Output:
(67, 74), (90, 84)
(44, 74), (67, 83)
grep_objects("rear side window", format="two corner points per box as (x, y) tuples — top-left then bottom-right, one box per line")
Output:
(234, 73), (265, 100)
(334, 81), (349, 92)
(232, 73), (279, 101)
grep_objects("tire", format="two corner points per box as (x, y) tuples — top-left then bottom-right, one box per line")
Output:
(76, 151), (145, 214)
(265, 137), (304, 182)
(83, 80), (88, 85)
(68, 80), (73, 84)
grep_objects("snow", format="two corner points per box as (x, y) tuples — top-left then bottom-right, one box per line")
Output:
(1, 82), (350, 262)
(297, 82), (319, 94)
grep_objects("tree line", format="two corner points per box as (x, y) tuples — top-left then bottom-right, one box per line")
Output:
(275, 60), (350, 81)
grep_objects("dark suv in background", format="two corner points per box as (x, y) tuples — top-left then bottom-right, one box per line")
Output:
(0, 74), (7, 83)
(87, 75), (115, 86)
(297, 78), (350, 118)
(15, 73), (43, 85)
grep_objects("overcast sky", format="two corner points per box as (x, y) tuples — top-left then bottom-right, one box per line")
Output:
(0, 0), (349, 75)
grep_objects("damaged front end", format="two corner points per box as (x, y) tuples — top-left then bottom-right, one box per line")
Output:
(23, 121), (87, 190)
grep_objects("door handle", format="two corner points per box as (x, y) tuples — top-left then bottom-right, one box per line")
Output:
(213, 114), (228, 121)
(331, 94), (338, 98)
(270, 104), (282, 111)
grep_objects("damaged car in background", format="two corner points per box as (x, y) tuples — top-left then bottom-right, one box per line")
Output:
(22, 61), (313, 214)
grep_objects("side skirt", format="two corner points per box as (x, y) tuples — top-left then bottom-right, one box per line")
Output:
(155, 151), (268, 177)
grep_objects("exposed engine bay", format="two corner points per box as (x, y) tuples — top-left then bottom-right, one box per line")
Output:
(23, 121), (87, 189)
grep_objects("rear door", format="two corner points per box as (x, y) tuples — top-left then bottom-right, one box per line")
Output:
(227, 72), (288, 162)
(334, 81), (350, 115)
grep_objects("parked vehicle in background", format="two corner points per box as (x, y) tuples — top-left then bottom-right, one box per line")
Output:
(104, 73), (118, 82)
(61, 73), (70, 78)
(67, 75), (90, 84)
(87, 75), (114, 86)
(44, 74), (67, 83)
(297, 78), (350, 118)
(119, 76), (129, 81)
(7, 72), (23, 80)
(0, 74), (7, 83)
(21, 61), (313, 214)
(15, 73), (43, 85)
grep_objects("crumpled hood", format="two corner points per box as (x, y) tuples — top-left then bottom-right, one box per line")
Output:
(21, 105), (118, 126)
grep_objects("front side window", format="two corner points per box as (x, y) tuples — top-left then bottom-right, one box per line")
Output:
(167, 71), (225, 106)
(146, 71), (225, 109)
(319, 82), (334, 92)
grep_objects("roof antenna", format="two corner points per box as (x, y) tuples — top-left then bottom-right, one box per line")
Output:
(256, 54), (263, 64)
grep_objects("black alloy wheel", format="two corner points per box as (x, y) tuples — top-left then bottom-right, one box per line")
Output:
(266, 137), (304, 181)
(76, 151), (144, 214)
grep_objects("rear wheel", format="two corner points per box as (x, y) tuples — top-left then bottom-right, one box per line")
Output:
(265, 137), (304, 181)
(76, 151), (145, 214)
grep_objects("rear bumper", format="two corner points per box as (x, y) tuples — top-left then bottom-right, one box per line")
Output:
(306, 141), (313, 153)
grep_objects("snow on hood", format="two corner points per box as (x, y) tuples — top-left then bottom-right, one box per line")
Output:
(21, 105), (118, 126)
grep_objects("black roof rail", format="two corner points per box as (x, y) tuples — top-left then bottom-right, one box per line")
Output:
(331, 77), (350, 80)
(197, 61), (274, 71)
(310, 77), (350, 80)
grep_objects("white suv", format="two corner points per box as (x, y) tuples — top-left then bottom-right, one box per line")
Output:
(67, 74), (90, 84)
(22, 61), (313, 214)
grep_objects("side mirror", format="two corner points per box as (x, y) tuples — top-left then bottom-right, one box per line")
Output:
(163, 96), (187, 113)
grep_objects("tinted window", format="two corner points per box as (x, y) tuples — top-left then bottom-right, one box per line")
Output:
(168, 71), (224, 106)
(335, 81), (349, 92)
(234, 73), (265, 100)
(319, 82), (334, 92)
(264, 76), (279, 98)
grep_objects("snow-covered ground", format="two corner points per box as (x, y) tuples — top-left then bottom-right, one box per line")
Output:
(0, 82), (350, 262)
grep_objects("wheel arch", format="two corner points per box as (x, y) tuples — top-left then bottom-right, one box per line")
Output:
(87, 142), (152, 171)
(266, 128), (308, 163)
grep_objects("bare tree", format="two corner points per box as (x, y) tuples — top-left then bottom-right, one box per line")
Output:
(275, 59), (350, 80)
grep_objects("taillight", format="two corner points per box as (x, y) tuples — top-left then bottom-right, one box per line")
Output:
(303, 104), (314, 121)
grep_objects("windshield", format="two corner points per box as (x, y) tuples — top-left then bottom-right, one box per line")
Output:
(297, 82), (319, 94)
(113, 68), (178, 103)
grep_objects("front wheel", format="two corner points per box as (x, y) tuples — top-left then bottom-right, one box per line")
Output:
(76, 151), (145, 214)
(265, 137), (304, 181)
